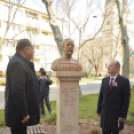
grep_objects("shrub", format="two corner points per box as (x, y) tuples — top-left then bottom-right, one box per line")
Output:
(85, 71), (88, 78)
(98, 73), (102, 77)
(51, 78), (56, 84)
(90, 128), (101, 134)
(131, 86), (134, 93)
(90, 73), (95, 77)
(44, 111), (56, 124)
(129, 109), (134, 117)
(0, 110), (6, 127)
(125, 118), (134, 125)
(0, 80), (6, 86)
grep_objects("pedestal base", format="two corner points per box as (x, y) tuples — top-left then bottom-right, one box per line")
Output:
(52, 71), (85, 134)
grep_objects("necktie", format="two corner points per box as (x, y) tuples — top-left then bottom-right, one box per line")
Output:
(110, 78), (114, 89)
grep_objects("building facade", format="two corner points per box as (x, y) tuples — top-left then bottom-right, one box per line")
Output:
(80, 0), (133, 76)
(0, 0), (69, 75)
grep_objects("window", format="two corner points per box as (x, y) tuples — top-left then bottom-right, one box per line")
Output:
(25, 30), (31, 39)
(41, 18), (48, 23)
(2, 22), (7, 30)
(3, 5), (8, 21)
(105, 63), (108, 69)
(26, 14), (38, 23)
(42, 32), (48, 37)
(16, 9), (23, 16)
(15, 25), (23, 33)
(9, 24), (23, 33)
(0, 54), (2, 62)
(4, 40), (15, 47)
(34, 45), (39, 49)
(33, 58), (40, 63)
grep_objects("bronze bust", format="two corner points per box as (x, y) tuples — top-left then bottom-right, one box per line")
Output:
(51, 38), (82, 71)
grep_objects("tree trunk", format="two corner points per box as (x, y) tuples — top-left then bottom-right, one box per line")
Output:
(42, 0), (63, 56)
(95, 69), (98, 78)
(42, 0), (83, 99)
(116, 0), (129, 78)
(87, 66), (94, 78)
(77, 30), (83, 99)
(78, 30), (81, 60)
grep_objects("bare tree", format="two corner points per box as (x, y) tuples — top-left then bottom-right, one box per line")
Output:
(81, 38), (108, 77)
(116, 0), (129, 78)
(42, 0), (63, 56)
(57, 0), (113, 61)
(0, 0), (27, 52)
(57, 0), (80, 37)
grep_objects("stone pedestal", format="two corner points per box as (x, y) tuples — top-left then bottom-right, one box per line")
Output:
(52, 71), (85, 134)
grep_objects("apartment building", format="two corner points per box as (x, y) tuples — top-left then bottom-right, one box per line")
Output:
(0, 0), (69, 75)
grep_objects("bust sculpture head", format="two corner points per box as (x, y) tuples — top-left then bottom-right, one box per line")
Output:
(62, 38), (74, 59)
(51, 38), (82, 71)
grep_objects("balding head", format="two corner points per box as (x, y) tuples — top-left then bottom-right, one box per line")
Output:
(62, 38), (74, 47)
(108, 61), (120, 76)
(114, 61), (120, 71)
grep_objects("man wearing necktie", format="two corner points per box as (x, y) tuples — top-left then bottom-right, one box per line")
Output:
(97, 61), (130, 134)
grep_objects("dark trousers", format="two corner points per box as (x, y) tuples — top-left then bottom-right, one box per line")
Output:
(103, 131), (119, 134)
(11, 126), (27, 134)
(40, 94), (51, 115)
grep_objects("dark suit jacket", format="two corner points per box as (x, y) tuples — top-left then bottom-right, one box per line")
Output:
(97, 74), (130, 131)
(5, 53), (40, 128)
(39, 76), (53, 96)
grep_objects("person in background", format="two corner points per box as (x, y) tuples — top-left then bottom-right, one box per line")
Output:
(39, 68), (53, 117)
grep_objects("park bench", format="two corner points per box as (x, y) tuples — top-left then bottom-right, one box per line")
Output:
(1, 125), (46, 134)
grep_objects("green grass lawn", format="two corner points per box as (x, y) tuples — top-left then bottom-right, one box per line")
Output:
(50, 77), (102, 84)
(0, 78), (102, 86)
(0, 93), (134, 126)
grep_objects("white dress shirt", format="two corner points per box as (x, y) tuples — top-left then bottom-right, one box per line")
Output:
(109, 73), (118, 85)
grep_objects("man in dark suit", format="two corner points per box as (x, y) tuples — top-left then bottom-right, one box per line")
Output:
(5, 39), (40, 134)
(39, 68), (53, 117)
(97, 61), (130, 134)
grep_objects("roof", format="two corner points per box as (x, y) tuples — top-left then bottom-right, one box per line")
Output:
(0, 0), (69, 23)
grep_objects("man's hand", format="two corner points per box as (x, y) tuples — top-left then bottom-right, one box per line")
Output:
(98, 113), (101, 117)
(43, 76), (47, 80)
(39, 76), (42, 79)
(119, 117), (125, 123)
(22, 115), (30, 123)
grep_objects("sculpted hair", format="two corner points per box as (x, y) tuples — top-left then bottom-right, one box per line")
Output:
(62, 38), (74, 47)
(16, 39), (32, 52)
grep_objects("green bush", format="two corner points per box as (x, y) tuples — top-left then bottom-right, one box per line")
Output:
(90, 73), (95, 77)
(0, 80), (6, 86)
(51, 78), (56, 84)
(90, 128), (101, 134)
(131, 86), (134, 93)
(129, 109), (134, 117)
(0, 110), (5, 127)
(85, 71), (88, 78)
(98, 73), (102, 77)
(125, 118), (134, 125)
(44, 111), (56, 124)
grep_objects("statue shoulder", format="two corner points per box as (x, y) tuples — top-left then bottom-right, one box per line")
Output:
(51, 57), (63, 71)
(71, 58), (79, 62)
(71, 58), (83, 71)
